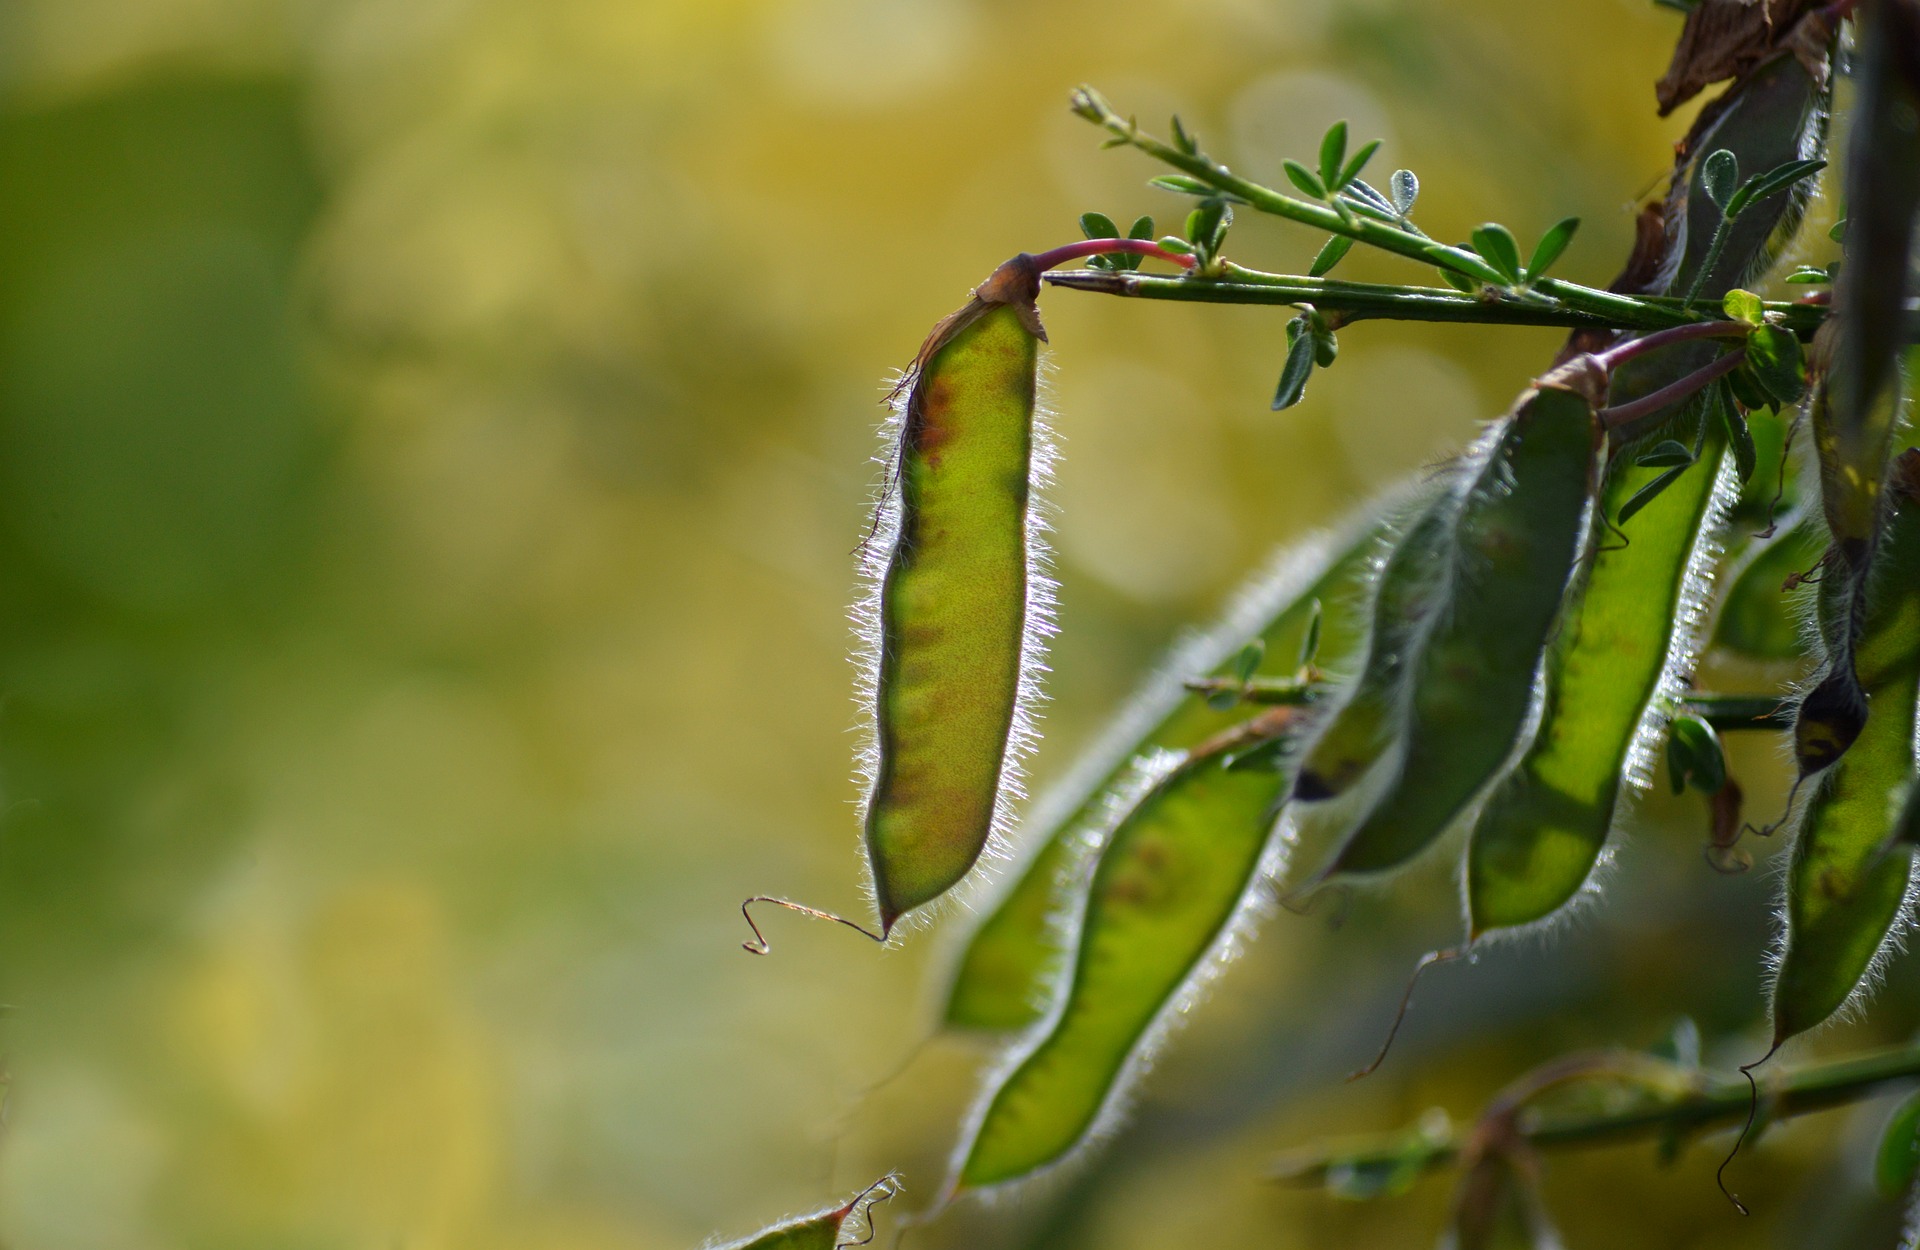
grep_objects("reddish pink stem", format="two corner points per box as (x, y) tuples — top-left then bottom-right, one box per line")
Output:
(1593, 320), (1750, 371)
(1596, 347), (1747, 430)
(1027, 238), (1198, 272)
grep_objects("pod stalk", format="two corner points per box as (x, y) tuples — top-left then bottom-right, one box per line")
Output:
(1594, 320), (1751, 371)
(1596, 347), (1747, 430)
(1026, 238), (1199, 272)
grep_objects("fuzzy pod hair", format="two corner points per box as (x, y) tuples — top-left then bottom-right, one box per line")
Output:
(1766, 460), (1920, 1048)
(852, 256), (1059, 937)
(1466, 419), (1740, 943)
(937, 482), (1419, 1031)
(1319, 360), (1609, 881)
(704, 1176), (898, 1250)
(947, 710), (1302, 1198)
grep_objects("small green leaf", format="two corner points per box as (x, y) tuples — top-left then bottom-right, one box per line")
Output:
(1342, 178), (1398, 217)
(1283, 159), (1328, 200)
(1170, 114), (1198, 155)
(1436, 265), (1477, 293)
(1618, 463), (1693, 526)
(1471, 223), (1524, 284)
(1828, 217), (1847, 243)
(1635, 440), (1697, 468)
(1666, 714), (1726, 796)
(1702, 148), (1739, 210)
(1876, 1089), (1920, 1199)
(1746, 326), (1806, 406)
(1308, 235), (1354, 277)
(1186, 198), (1231, 262)
(1338, 139), (1382, 191)
(1318, 120), (1349, 191)
(1721, 288), (1766, 324)
(1233, 639), (1266, 684)
(1079, 212), (1118, 242)
(1273, 324), (1316, 410)
(1725, 157), (1826, 218)
(1205, 202), (1233, 254)
(1524, 217), (1580, 282)
(1310, 323), (1339, 368)
(1108, 216), (1154, 270)
(1728, 363), (1771, 412)
(1155, 236), (1194, 255)
(1785, 266), (1832, 285)
(1298, 600), (1324, 668)
(1717, 385), (1757, 484)
(1390, 168), (1419, 215)
(1148, 174), (1216, 196)
(1207, 687), (1240, 711)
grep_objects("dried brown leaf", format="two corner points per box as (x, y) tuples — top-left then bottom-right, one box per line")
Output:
(1657, 0), (1815, 116)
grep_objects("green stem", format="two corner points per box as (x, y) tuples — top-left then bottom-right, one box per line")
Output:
(1043, 267), (1833, 336)
(1683, 694), (1795, 731)
(1271, 1043), (1920, 1187)
(1182, 676), (1318, 705)
(1044, 269), (1651, 330)
(1681, 215), (1738, 312)
(1067, 87), (1698, 330)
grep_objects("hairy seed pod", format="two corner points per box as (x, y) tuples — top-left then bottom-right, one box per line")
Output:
(710, 1177), (895, 1250)
(860, 256), (1051, 934)
(953, 708), (1301, 1189)
(1793, 376), (1874, 781)
(1323, 360), (1606, 879)
(1292, 493), (1462, 803)
(1468, 419), (1734, 936)
(941, 498), (1403, 1030)
(1770, 466), (1920, 1046)
(1788, 5), (1920, 785)
(1821, 0), (1920, 574)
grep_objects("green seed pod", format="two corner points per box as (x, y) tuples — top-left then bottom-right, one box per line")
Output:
(952, 708), (1301, 1189)
(1791, 388), (1873, 783)
(1875, 1087), (1920, 1200)
(1808, 323), (1899, 579)
(1467, 419), (1735, 937)
(940, 496), (1404, 1030)
(1820, 0), (1920, 574)
(1770, 478), (1920, 1047)
(1323, 361), (1605, 878)
(860, 256), (1051, 934)
(1789, 4), (1920, 787)
(1293, 492), (1463, 803)
(1710, 505), (1823, 663)
(711, 1177), (896, 1250)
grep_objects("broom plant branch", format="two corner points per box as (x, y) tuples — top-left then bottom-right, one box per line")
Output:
(1271, 1043), (1920, 1190)
(1068, 88), (1729, 332)
(1044, 268), (1834, 336)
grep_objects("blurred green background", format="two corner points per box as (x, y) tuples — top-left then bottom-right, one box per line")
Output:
(0, 0), (1910, 1246)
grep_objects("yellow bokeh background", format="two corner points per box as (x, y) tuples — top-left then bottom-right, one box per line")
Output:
(0, 1), (1908, 1247)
